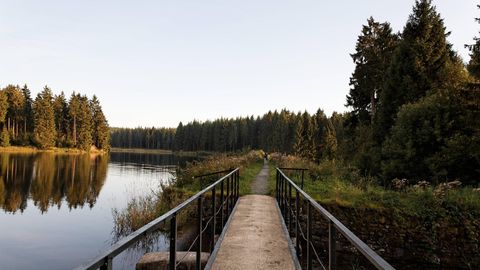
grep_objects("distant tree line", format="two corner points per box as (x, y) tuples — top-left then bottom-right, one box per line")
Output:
(111, 0), (480, 185)
(0, 85), (110, 150)
(111, 110), (343, 159)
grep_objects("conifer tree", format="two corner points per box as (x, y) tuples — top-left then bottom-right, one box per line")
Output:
(91, 95), (110, 150)
(347, 17), (398, 124)
(466, 4), (480, 80)
(77, 95), (93, 150)
(21, 84), (33, 136)
(33, 86), (56, 149)
(68, 93), (81, 147)
(377, 0), (454, 140)
(53, 92), (69, 146)
(0, 90), (8, 125)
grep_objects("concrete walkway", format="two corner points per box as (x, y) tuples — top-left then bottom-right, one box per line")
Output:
(211, 162), (296, 270)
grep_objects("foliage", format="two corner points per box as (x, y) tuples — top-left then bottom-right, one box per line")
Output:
(0, 84), (109, 151)
(33, 87), (57, 149)
(347, 17), (398, 124)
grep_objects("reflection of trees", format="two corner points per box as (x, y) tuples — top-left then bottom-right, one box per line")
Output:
(0, 153), (108, 213)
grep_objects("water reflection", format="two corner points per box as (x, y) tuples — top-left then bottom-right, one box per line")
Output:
(0, 153), (108, 213)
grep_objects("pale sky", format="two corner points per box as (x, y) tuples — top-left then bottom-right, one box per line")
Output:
(0, 0), (477, 128)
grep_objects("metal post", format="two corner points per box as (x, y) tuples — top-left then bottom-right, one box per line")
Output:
(100, 257), (112, 270)
(196, 196), (203, 270)
(276, 169), (279, 201)
(220, 180), (224, 228)
(226, 176), (230, 218)
(288, 182), (292, 234)
(236, 170), (240, 201)
(329, 221), (337, 270)
(307, 203), (312, 270)
(301, 170), (305, 189)
(211, 187), (216, 252)
(170, 214), (177, 270)
(295, 190), (300, 255)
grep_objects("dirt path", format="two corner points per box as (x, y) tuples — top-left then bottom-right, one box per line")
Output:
(250, 159), (269, 195)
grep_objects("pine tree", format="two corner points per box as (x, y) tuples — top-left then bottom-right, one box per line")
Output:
(68, 93), (81, 147)
(466, 4), (480, 80)
(21, 84), (33, 136)
(77, 95), (93, 150)
(33, 86), (57, 149)
(91, 95), (110, 150)
(0, 90), (8, 125)
(53, 92), (69, 146)
(347, 17), (398, 125)
(377, 0), (454, 140)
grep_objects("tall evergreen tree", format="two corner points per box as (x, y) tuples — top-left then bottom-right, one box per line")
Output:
(33, 87), (57, 149)
(377, 0), (454, 140)
(466, 4), (480, 80)
(91, 95), (110, 150)
(347, 17), (398, 124)
(53, 92), (69, 146)
(68, 93), (81, 147)
(21, 84), (33, 136)
(77, 95), (93, 150)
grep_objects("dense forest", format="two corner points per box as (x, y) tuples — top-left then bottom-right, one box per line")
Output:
(0, 85), (110, 150)
(111, 0), (480, 185)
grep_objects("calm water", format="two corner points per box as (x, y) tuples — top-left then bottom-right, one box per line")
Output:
(0, 152), (196, 270)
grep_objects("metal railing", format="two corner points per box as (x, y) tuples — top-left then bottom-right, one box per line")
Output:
(193, 169), (233, 189)
(76, 168), (240, 270)
(278, 167), (308, 189)
(276, 168), (395, 270)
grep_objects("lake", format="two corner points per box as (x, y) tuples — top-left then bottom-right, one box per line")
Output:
(0, 151), (197, 270)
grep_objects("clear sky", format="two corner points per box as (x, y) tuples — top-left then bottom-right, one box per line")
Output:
(0, 0), (477, 128)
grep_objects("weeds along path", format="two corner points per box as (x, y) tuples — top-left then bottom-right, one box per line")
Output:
(250, 159), (269, 195)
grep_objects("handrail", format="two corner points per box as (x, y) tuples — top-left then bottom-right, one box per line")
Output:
(193, 169), (233, 179)
(276, 168), (395, 270)
(76, 168), (240, 270)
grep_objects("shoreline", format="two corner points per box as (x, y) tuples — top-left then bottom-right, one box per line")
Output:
(110, 147), (209, 156)
(0, 146), (107, 155)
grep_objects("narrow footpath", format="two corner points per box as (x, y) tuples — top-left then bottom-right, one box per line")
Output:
(211, 160), (296, 270)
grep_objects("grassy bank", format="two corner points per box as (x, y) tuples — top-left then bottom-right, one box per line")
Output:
(0, 146), (107, 154)
(268, 153), (480, 269)
(112, 150), (264, 236)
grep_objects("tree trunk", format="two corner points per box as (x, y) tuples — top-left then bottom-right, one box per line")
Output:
(371, 91), (376, 124)
(73, 117), (77, 146)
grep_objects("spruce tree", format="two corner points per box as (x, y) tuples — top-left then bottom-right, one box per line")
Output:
(21, 84), (33, 136)
(33, 86), (57, 149)
(91, 95), (110, 150)
(77, 95), (93, 150)
(68, 93), (81, 147)
(377, 0), (454, 140)
(347, 17), (398, 124)
(466, 4), (480, 80)
(0, 90), (8, 124)
(53, 92), (69, 146)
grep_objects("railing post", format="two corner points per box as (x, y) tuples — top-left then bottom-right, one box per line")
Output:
(329, 221), (337, 270)
(220, 180), (224, 228)
(196, 195), (203, 270)
(99, 257), (112, 270)
(170, 214), (177, 270)
(211, 186), (216, 252)
(226, 176), (230, 218)
(295, 190), (300, 255)
(236, 170), (239, 201)
(301, 170), (305, 189)
(307, 203), (312, 270)
(288, 182), (292, 234)
(275, 169), (279, 202)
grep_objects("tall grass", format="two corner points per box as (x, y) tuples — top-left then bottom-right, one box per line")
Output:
(112, 150), (264, 236)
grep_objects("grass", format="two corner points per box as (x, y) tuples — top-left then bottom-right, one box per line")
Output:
(269, 153), (480, 218)
(112, 150), (265, 236)
(239, 160), (264, 195)
(110, 147), (211, 156)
